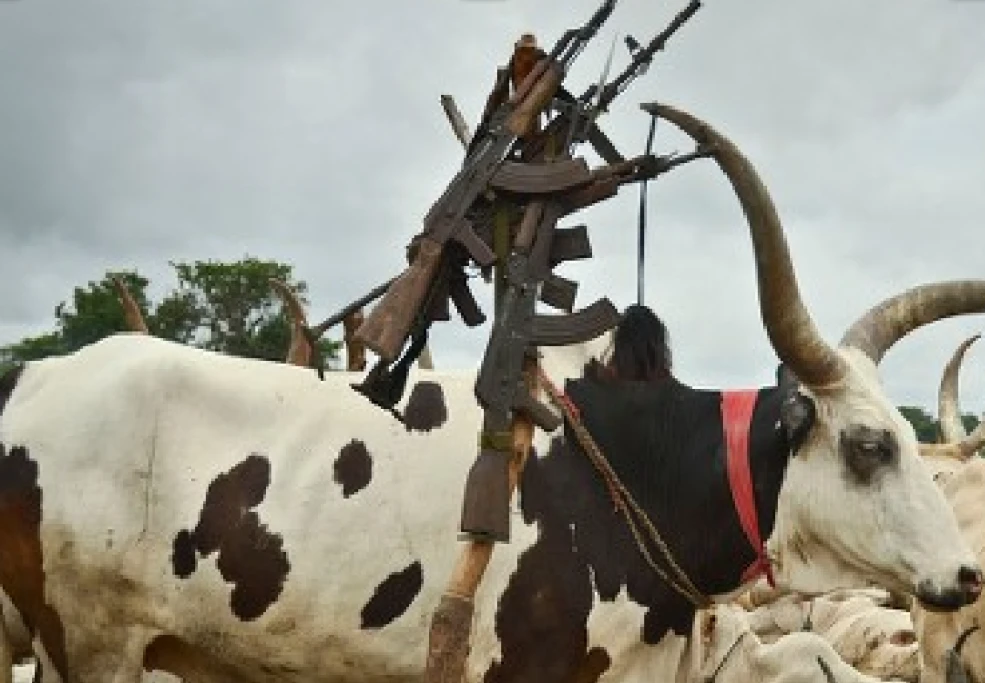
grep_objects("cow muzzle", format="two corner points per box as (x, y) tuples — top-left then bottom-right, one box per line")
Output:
(916, 564), (983, 611)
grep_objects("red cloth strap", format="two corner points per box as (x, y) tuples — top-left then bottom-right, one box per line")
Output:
(722, 390), (775, 587)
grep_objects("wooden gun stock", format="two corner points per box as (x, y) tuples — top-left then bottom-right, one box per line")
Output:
(506, 62), (563, 138)
(354, 237), (443, 362)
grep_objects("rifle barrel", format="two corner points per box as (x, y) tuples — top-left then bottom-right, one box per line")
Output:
(311, 278), (397, 337)
(600, 0), (701, 108)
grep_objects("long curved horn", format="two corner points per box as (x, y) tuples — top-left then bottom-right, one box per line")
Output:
(269, 278), (313, 368)
(644, 103), (845, 387)
(938, 334), (980, 444)
(839, 281), (985, 364)
(111, 277), (149, 334)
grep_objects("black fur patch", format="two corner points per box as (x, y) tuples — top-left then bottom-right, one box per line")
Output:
(172, 454), (290, 621)
(485, 372), (794, 681)
(402, 381), (448, 432)
(360, 560), (424, 629)
(0, 366), (23, 414)
(333, 440), (372, 497)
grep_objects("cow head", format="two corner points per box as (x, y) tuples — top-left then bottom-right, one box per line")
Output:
(649, 104), (983, 611)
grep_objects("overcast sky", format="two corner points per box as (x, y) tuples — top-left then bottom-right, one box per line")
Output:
(1, 0), (984, 413)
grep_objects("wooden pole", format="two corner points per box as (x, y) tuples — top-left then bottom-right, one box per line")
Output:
(343, 310), (368, 372)
(269, 277), (432, 372)
(425, 46), (555, 681)
(425, 355), (538, 683)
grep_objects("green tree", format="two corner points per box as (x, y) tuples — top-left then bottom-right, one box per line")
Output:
(58, 271), (153, 351)
(0, 271), (151, 368)
(898, 405), (939, 444)
(897, 405), (981, 445)
(0, 257), (340, 368)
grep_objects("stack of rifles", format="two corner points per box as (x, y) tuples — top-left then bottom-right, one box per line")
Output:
(335, 0), (706, 543)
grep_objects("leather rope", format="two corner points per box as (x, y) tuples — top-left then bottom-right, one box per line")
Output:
(537, 367), (710, 608)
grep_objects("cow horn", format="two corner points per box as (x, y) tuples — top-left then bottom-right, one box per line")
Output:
(644, 103), (845, 387)
(111, 277), (149, 334)
(268, 278), (314, 368)
(839, 281), (985, 364)
(938, 334), (980, 444)
(957, 419), (985, 459)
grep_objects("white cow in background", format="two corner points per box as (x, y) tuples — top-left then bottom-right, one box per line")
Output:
(736, 582), (920, 681)
(692, 603), (911, 683)
(911, 334), (985, 683)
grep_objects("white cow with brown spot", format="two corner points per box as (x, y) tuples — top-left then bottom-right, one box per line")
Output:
(0, 105), (983, 683)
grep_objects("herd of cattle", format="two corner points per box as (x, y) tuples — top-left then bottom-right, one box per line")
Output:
(1, 105), (985, 683)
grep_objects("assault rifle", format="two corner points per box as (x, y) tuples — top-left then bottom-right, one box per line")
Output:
(460, 153), (704, 541)
(518, 0), (703, 163)
(353, 0), (618, 365)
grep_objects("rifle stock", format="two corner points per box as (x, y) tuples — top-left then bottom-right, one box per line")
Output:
(354, 237), (443, 362)
(506, 62), (563, 137)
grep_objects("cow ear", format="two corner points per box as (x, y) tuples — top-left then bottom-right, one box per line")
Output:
(780, 392), (816, 452)
(776, 363), (797, 388)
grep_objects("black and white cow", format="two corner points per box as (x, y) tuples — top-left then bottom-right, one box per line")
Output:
(0, 104), (983, 683)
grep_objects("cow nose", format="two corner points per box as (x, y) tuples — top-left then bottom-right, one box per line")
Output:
(958, 564), (983, 602)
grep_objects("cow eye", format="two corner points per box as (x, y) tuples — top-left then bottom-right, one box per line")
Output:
(840, 428), (898, 484)
(856, 440), (891, 461)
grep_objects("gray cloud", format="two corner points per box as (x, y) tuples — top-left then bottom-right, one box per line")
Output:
(1, 0), (984, 413)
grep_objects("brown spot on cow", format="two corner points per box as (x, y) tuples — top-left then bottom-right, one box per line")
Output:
(171, 529), (197, 577)
(0, 365), (22, 413)
(575, 647), (611, 683)
(360, 560), (423, 629)
(485, 447), (596, 683)
(402, 381), (448, 432)
(172, 454), (290, 621)
(0, 443), (69, 681)
(334, 440), (372, 498)
(889, 630), (917, 646)
(489, 423), (709, 682)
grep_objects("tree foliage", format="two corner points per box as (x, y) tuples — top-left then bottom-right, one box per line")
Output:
(4, 265), (984, 443)
(0, 257), (340, 369)
(897, 405), (981, 444)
